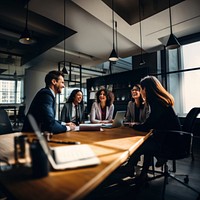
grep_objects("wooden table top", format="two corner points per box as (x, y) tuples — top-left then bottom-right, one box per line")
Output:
(0, 127), (150, 200)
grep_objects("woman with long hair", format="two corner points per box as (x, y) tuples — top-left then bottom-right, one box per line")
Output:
(124, 76), (181, 184)
(124, 84), (149, 124)
(61, 89), (85, 125)
(90, 88), (114, 123)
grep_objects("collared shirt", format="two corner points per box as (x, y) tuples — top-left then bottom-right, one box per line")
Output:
(72, 103), (80, 125)
(49, 88), (70, 131)
(72, 103), (77, 120)
(49, 88), (55, 98)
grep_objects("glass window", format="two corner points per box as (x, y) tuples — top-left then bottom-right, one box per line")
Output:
(0, 79), (24, 104)
(167, 41), (200, 116)
(182, 41), (200, 69)
(181, 41), (200, 114)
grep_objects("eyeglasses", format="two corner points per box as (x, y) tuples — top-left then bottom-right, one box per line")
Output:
(131, 89), (139, 92)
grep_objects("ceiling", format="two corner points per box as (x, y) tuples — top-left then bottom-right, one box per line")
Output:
(0, 0), (200, 83)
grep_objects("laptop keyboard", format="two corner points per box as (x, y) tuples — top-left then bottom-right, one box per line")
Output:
(52, 144), (97, 164)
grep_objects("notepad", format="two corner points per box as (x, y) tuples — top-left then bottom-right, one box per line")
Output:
(76, 124), (102, 131)
(28, 114), (101, 170)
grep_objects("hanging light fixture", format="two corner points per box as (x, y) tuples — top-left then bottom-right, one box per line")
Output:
(19, 0), (35, 44)
(109, 0), (118, 62)
(166, 0), (180, 50)
(62, 64), (68, 74)
(62, 0), (68, 74)
(139, 0), (145, 65)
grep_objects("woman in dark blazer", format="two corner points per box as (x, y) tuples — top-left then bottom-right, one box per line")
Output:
(61, 89), (85, 125)
(124, 84), (150, 124)
(123, 75), (181, 184)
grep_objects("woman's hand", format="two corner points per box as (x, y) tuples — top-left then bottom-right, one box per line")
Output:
(129, 122), (139, 127)
(66, 122), (76, 131)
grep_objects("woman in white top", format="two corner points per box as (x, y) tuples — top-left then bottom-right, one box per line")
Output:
(90, 88), (114, 123)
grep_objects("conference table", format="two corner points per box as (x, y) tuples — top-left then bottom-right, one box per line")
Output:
(0, 126), (151, 200)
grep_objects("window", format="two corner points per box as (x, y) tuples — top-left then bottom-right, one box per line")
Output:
(167, 41), (200, 116)
(0, 79), (24, 104)
(181, 41), (200, 113)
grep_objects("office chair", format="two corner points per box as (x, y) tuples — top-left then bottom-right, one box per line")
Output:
(162, 107), (200, 173)
(182, 107), (200, 161)
(15, 105), (26, 127)
(149, 130), (200, 200)
(0, 108), (13, 134)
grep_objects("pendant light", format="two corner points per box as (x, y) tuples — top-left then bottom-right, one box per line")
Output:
(139, 0), (145, 65)
(62, 0), (68, 74)
(109, 0), (118, 62)
(19, 0), (35, 44)
(166, 0), (180, 50)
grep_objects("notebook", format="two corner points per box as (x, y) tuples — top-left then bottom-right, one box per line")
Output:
(75, 124), (102, 131)
(28, 114), (101, 170)
(101, 111), (126, 128)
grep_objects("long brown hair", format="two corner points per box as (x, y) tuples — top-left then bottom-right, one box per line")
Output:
(131, 84), (144, 109)
(140, 76), (174, 106)
(96, 88), (114, 106)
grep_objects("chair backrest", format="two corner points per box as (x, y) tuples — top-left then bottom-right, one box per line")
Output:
(154, 130), (193, 160)
(182, 107), (200, 132)
(17, 105), (26, 122)
(0, 108), (13, 134)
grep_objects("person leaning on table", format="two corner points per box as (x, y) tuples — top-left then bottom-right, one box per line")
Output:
(22, 70), (76, 134)
(90, 88), (114, 124)
(122, 75), (181, 186)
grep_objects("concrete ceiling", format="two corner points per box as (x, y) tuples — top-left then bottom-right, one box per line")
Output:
(0, 0), (200, 82)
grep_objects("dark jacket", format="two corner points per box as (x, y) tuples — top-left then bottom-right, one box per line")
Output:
(125, 101), (150, 123)
(133, 100), (181, 132)
(22, 88), (66, 134)
(60, 102), (85, 124)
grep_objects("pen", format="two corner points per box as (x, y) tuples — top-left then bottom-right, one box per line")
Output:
(48, 140), (81, 145)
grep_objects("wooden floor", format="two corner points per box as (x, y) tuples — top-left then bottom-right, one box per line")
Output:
(86, 137), (200, 200)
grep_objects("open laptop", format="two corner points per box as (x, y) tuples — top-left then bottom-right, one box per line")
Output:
(101, 111), (126, 128)
(28, 114), (101, 170)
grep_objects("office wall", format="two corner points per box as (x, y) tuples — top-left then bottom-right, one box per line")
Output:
(24, 69), (46, 114)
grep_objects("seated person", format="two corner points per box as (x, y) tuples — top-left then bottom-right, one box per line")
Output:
(61, 89), (85, 125)
(124, 84), (150, 124)
(121, 76), (181, 185)
(22, 70), (76, 134)
(90, 88), (114, 124)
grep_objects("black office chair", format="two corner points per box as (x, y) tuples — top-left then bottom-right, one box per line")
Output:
(149, 130), (200, 200)
(181, 107), (200, 161)
(0, 108), (13, 134)
(166, 107), (200, 173)
(15, 105), (26, 127)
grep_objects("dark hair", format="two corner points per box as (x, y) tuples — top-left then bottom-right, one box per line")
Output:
(67, 89), (83, 104)
(45, 71), (64, 87)
(96, 88), (114, 106)
(131, 84), (144, 108)
(140, 75), (174, 106)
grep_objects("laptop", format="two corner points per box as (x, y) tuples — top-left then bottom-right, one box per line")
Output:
(101, 111), (126, 128)
(27, 114), (101, 170)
